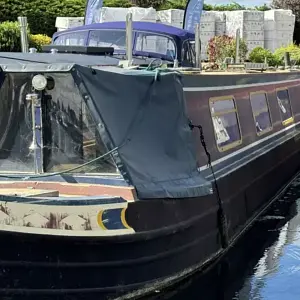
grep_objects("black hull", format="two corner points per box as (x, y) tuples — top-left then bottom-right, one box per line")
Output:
(1, 134), (300, 299)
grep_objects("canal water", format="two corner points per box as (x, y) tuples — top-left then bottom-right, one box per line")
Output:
(151, 176), (300, 300)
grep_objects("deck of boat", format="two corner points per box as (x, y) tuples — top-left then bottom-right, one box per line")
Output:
(0, 181), (136, 201)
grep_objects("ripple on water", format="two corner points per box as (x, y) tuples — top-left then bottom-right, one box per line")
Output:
(164, 178), (300, 300)
(236, 198), (300, 300)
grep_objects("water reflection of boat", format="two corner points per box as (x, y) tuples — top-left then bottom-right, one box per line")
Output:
(157, 185), (299, 300)
(236, 183), (300, 300)
(1, 21), (300, 299)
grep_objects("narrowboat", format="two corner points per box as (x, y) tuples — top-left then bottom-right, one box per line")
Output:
(0, 21), (300, 299)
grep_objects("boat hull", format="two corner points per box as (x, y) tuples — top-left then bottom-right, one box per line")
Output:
(1, 72), (300, 299)
(0, 129), (300, 299)
(0, 194), (220, 299)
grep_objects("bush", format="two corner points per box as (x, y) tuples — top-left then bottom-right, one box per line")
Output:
(249, 46), (282, 66)
(225, 38), (248, 61)
(274, 43), (300, 64)
(0, 0), (86, 37)
(207, 36), (234, 64)
(0, 21), (51, 52)
(104, 0), (133, 7)
(0, 21), (23, 52)
(29, 34), (52, 52)
(207, 35), (248, 64)
(159, 0), (186, 10)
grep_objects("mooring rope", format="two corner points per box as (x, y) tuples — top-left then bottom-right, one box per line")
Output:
(189, 121), (229, 248)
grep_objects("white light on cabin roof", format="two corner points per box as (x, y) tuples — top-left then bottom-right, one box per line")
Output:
(32, 74), (47, 91)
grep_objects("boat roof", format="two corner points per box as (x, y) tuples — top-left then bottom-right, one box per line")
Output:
(0, 52), (164, 72)
(53, 21), (195, 41)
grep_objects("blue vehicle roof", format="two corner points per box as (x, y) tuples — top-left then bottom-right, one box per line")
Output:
(52, 21), (195, 41)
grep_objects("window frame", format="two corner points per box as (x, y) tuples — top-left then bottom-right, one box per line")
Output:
(87, 29), (178, 59)
(134, 31), (177, 59)
(249, 91), (273, 136)
(54, 28), (178, 60)
(276, 87), (294, 126)
(53, 30), (89, 46)
(181, 39), (195, 67)
(87, 28), (127, 50)
(209, 95), (242, 152)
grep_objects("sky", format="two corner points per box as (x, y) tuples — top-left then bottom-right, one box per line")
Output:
(205, 0), (272, 6)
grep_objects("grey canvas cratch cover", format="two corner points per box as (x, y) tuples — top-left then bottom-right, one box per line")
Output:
(75, 65), (212, 199)
(0, 51), (211, 199)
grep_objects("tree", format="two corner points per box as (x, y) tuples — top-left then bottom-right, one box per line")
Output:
(271, 0), (300, 22)
(255, 4), (271, 11)
(212, 2), (246, 11)
(104, 0), (132, 7)
(134, 0), (165, 9)
(0, 0), (86, 37)
(159, 0), (187, 10)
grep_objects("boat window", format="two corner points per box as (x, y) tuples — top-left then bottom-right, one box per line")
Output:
(182, 40), (195, 67)
(42, 73), (118, 174)
(209, 97), (242, 151)
(135, 32), (176, 59)
(0, 73), (35, 173)
(53, 31), (87, 46)
(250, 92), (272, 135)
(276, 89), (294, 126)
(88, 30), (126, 50)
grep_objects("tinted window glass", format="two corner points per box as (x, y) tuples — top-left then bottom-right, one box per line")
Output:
(88, 30), (126, 50)
(43, 73), (118, 174)
(277, 89), (293, 123)
(0, 74), (35, 172)
(250, 92), (272, 134)
(182, 40), (195, 66)
(135, 32), (176, 59)
(210, 97), (241, 150)
(54, 31), (87, 46)
(210, 99), (235, 113)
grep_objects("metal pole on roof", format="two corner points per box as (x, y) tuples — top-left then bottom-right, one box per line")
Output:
(195, 23), (201, 70)
(126, 12), (133, 66)
(284, 52), (291, 68)
(18, 16), (29, 53)
(235, 28), (240, 64)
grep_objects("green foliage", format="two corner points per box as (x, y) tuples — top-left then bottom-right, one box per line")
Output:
(159, 0), (187, 10)
(160, 1), (271, 11)
(205, 2), (270, 11)
(207, 35), (248, 64)
(255, 4), (271, 11)
(249, 46), (281, 66)
(181, 2), (250, 11)
(274, 43), (300, 64)
(135, 0), (164, 9)
(103, 0), (133, 7)
(226, 38), (248, 61)
(0, 21), (22, 52)
(0, 21), (51, 52)
(0, 0), (86, 37)
(207, 36), (233, 64)
(211, 2), (246, 11)
(29, 34), (52, 52)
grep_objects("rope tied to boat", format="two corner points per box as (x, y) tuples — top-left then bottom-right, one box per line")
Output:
(0, 147), (121, 180)
(189, 121), (229, 249)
